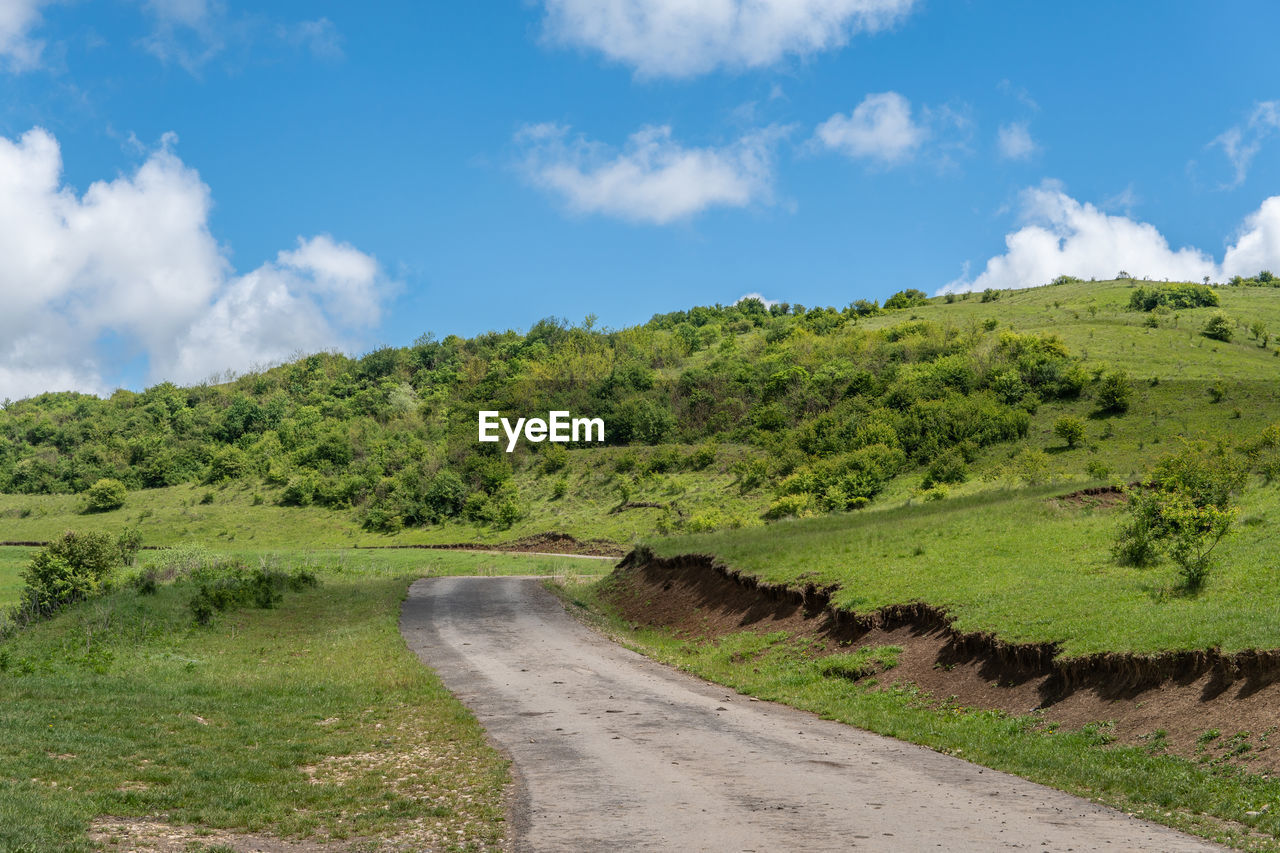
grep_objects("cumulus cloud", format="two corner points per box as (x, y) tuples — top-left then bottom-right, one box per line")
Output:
(0, 127), (390, 400)
(539, 0), (917, 77)
(516, 122), (786, 224)
(814, 91), (924, 165)
(1210, 101), (1280, 187)
(940, 181), (1280, 294)
(996, 121), (1036, 160)
(0, 0), (49, 69)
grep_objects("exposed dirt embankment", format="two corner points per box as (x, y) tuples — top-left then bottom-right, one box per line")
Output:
(360, 532), (626, 558)
(605, 548), (1280, 771)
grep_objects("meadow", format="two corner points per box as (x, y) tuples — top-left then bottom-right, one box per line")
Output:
(0, 548), (609, 852)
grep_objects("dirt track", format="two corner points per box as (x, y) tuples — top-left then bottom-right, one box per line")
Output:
(400, 576), (1222, 852)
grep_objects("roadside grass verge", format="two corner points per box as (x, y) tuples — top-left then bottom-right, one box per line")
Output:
(0, 545), (33, 608)
(560, 577), (1280, 852)
(0, 550), (580, 853)
(647, 484), (1280, 656)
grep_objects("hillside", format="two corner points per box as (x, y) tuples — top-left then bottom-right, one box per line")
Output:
(1, 276), (1278, 549)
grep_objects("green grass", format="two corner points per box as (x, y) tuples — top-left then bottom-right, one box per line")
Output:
(0, 443), (766, 550)
(0, 550), (602, 853)
(648, 482), (1280, 656)
(565, 577), (1280, 851)
(0, 546), (33, 608)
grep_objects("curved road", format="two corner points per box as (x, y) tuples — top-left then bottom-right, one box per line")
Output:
(400, 576), (1221, 852)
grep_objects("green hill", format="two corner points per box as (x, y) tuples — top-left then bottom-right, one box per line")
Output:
(1, 276), (1277, 553)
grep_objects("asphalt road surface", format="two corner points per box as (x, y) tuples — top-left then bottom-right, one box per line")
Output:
(400, 576), (1223, 853)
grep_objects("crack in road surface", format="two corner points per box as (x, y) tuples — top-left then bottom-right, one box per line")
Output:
(400, 576), (1223, 852)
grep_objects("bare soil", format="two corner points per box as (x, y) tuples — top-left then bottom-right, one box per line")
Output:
(604, 549), (1280, 774)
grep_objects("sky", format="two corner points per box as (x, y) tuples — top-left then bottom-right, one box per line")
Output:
(1, 0), (1279, 399)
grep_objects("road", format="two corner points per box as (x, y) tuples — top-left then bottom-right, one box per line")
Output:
(400, 576), (1222, 852)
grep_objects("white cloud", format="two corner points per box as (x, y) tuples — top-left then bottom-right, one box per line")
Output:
(940, 182), (1280, 293)
(138, 0), (342, 71)
(996, 121), (1036, 160)
(813, 92), (926, 165)
(0, 127), (390, 400)
(516, 122), (786, 225)
(1222, 196), (1280, 277)
(0, 0), (50, 70)
(736, 292), (779, 308)
(539, 0), (917, 77)
(1210, 101), (1280, 187)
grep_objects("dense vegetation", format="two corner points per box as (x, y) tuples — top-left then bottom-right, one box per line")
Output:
(0, 288), (1093, 534)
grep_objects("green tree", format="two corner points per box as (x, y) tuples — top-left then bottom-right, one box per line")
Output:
(1202, 312), (1234, 342)
(1113, 446), (1245, 589)
(1095, 370), (1132, 414)
(84, 478), (126, 513)
(1053, 416), (1085, 448)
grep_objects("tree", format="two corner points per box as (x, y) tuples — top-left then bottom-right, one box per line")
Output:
(1202, 312), (1234, 342)
(883, 288), (929, 310)
(1095, 370), (1131, 414)
(1054, 416), (1085, 448)
(84, 478), (126, 513)
(1113, 445), (1245, 590)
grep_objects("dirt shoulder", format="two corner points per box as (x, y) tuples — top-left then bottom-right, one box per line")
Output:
(604, 548), (1280, 772)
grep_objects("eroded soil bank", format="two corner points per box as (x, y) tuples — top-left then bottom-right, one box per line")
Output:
(604, 548), (1280, 772)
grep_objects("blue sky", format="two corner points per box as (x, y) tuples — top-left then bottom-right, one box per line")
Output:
(1, 0), (1279, 398)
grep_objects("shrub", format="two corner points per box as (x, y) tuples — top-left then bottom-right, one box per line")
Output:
(883, 288), (929, 310)
(189, 564), (319, 626)
(1086, 458), (1111, 480)
(84, 478), (126, 513)
(763, 494), (813, 520)
(540, 443), (568, 475)
(922, 449), (967, 488)
(684, 443), (717, 471)
(1202, 312), (1234, 342)
(1095, 370), (1131, 414)
(551, 477), (568, 499)
(980, 289), (1001, 303)
(1128, 284), (1218, 311)
(18, 530), (121, 619)
(1054, 416), (1085, 448)
(1113, 445), (1245, 589)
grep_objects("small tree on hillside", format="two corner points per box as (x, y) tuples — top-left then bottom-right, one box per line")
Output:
(1113, 445), (1246, 590)
(1095, 370), (1132, 414)
(1054, 416), (1085, 448)
(84, 478), (126, 513)
(1202, 312), (1234, 342)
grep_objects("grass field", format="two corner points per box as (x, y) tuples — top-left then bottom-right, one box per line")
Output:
(0, 549), (610, 852)
(561, 577), (1280, 851)
(648, 481), (1280, 656)
(0, 546), (32, 608)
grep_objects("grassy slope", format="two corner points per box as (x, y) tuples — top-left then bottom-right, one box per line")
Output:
(0, 444), (767, 550)
(643, 281), (1280, 656)
(0, 550), (609, 852)
(0, 546), (32, 608)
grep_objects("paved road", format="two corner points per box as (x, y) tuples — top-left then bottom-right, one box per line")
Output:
(400, 576), (1222, 853)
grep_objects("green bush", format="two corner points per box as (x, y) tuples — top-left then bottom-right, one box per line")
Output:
(1114, 445), (1245, 589)
(18, 530), (121, 619)
(1054, 416), (1085, 448)
(540, 443), (569, 474)
(922, 449), (967, 488)
(1128, 284), (1218, 311)
(883, 288), (929, 310)
(1201, 312), (1234, 342)
(1095, 370), (1132, 414)
(84, 478), (126, 513)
